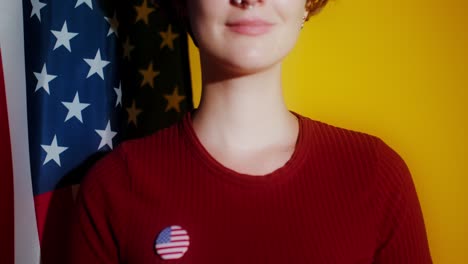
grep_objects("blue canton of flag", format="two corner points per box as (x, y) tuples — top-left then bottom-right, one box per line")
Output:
(24, 0), (121, 196)
(157, 227), (173, 244)
(22, 1), (125, 261)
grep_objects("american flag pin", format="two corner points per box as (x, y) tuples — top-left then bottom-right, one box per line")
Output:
(154, 225), (190, 260)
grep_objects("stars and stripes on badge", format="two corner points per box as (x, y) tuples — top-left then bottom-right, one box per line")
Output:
(155, 225), (190, 260)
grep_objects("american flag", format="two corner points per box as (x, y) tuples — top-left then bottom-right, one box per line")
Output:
(155, 225), (191, 260)
(0, 0), (192, 262)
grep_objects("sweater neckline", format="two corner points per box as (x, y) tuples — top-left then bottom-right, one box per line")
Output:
(180, 110), (310, 187)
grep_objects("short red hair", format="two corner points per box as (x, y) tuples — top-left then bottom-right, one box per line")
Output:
(305, 0), (328, 20)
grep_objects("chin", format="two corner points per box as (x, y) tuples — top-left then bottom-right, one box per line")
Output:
(219, 48), (286, 74)
(208, 55), (277, 77)
(198, 38), (292, 77)
(230, 60), (280, 75)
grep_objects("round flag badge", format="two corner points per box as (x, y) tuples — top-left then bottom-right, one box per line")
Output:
(155, 225), (190, 260)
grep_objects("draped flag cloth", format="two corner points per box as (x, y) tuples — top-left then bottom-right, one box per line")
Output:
(2, 0), (192, 262)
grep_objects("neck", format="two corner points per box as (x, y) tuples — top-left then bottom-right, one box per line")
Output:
(192, 61), (298, 151)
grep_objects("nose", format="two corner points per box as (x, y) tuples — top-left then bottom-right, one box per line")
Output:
(230, 0), (262, 9)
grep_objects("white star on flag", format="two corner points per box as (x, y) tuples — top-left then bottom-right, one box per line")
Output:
(84, 49), (111, 80)
(51, 21), (79, 52)
(105, 12), (119, 37)
(41, 135), (68, 167)
(75, 0), (93, 9)
(95, 121), (117, 150)
(30, 0), (47, 22)
(114, 82), (122, 107)
(34, 64), (57, 94)
(62, 92), (90, 123)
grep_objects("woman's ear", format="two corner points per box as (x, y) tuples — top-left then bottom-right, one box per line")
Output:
(304, 10), (310, 22)
(304, 0), (312, 22)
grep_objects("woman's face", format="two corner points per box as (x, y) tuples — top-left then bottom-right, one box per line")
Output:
(187, 0), (308, 75)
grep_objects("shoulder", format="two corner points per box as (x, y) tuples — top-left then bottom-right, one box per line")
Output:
(299, 114), (411, 187)
(117, 121), (183, 158)
(80, 121), (183, 191)
(299, 114), (383, 161)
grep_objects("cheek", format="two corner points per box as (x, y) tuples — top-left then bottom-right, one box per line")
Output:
(271, 28), (302, 60)
(187, 1), (224, 43)
(187, 0), (223, 25)
(274, 0), (306, 49)
(275, 0), (307, 24)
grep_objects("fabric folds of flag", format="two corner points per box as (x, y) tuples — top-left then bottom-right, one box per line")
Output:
(21, 0), (192, 262)
(0, 51), (15, 264)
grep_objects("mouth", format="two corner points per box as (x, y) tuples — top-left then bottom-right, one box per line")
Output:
(226, 19), (274, 36)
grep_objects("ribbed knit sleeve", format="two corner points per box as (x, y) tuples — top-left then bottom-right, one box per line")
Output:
(67, 147), (130, 263)
(373, 139), (432, 263)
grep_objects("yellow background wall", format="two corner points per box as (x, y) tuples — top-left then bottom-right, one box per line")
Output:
(188, 0), (467, 263)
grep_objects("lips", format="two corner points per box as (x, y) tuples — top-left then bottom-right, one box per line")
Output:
(226, 19), (274, 36)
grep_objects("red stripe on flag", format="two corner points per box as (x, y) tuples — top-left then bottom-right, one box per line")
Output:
(0, 50), (15, 264)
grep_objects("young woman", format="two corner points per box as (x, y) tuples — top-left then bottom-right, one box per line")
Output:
(68, 0), (433, 263)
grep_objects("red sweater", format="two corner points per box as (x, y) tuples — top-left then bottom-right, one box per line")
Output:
(68, 113), (432, 263)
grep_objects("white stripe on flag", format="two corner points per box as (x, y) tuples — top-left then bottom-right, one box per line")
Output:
(172, 230), (187, 235)
(156, 241), (190, 248)
(161, 253), (184, 260)
(157, 247), (189, 254)
(171, 235), (189, 241)
(0, 0), (41, 263)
